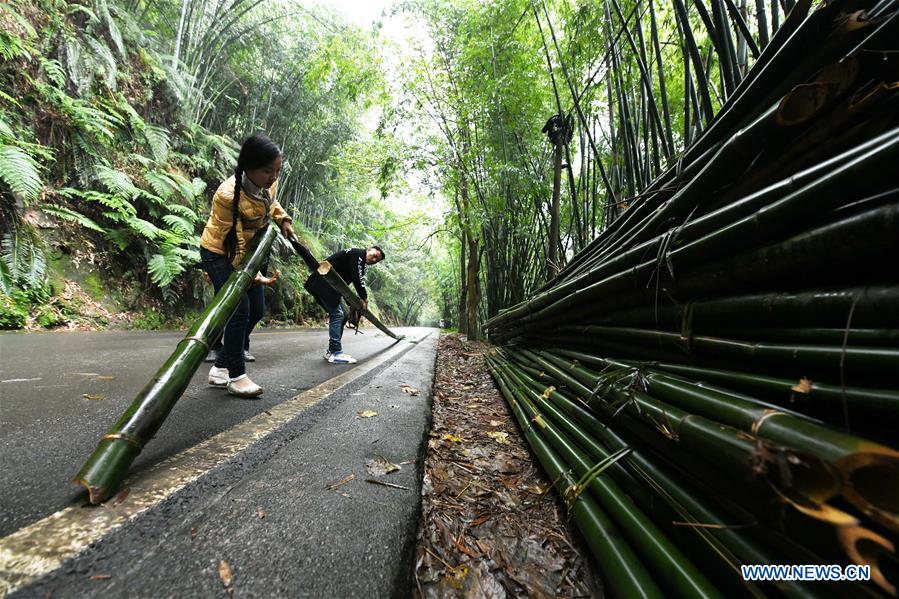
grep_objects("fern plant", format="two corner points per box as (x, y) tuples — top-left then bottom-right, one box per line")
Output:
(0, 145), (43, 203)
(1, 227), (47, 291)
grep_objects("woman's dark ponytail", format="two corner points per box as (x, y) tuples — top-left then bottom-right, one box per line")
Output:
(224, 132), (281, 261)
(224, 166), (243, 261)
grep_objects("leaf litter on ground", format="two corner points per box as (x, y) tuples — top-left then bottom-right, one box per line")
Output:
(413, 334), (600, 598)
(367, 456), (401, 476)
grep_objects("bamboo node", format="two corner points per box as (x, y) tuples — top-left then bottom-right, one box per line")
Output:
(101, 433), (144, 449)
(750, 409), (784, 435)
(541, 386), (555, 399)
(182, 335), (210, 351)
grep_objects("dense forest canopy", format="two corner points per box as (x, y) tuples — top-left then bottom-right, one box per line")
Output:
(1, 0), (780, 332)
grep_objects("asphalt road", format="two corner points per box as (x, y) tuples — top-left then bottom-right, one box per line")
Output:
(0, 326), (431, 538)
(1, 325), (439, 598)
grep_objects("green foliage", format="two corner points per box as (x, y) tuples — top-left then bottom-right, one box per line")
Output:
(0, 292), (28, 329)
(1, 229), (47, 291)
(0, 145), (43, 203)
(39, 205), (105, 232)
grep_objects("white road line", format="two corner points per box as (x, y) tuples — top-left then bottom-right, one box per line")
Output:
(0, 330), (430, 597)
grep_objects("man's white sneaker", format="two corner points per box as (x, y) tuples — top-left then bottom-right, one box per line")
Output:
(327, 352), (357, 364)
(208, 365), (229, 387)
(227, 374), (263, 398)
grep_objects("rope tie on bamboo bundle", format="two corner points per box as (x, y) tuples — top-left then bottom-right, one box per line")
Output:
(750, 408), (786, 435)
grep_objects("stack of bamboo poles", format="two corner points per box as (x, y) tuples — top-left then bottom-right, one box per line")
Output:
(484, 0), (898, 595)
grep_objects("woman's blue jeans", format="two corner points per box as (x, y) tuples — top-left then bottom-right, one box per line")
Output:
(200, 247), (263, 377)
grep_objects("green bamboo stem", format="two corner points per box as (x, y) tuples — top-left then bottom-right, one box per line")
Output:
(505, 349), (850, 522)
(499, 354), (876, 598)
(533, 349), (899, 533)
(547, 324), (899, 379)
(587, 285), (899, 330)
(75, 225), (280, 504)
(484, 130), (899, 339)
(495, 201), (899, 341)
(490, 357), (723, 599)
(286, 235), (404, 341)
(487, 358), (665, 599)
(644, 360), (899, 416)
(682, 326), (899, 346)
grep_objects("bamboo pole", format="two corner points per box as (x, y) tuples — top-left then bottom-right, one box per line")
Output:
(494, 352), (884, 598)
(487, 358), (665, 599)
(531, 348), (899, 533)
(285, 235), (405, 341)
(490, 357), (724, 599)
(75, 225), (280, 504)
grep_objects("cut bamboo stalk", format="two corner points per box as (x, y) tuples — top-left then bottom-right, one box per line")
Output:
(534, 349), (899, 533)
(492, 352), (871, 598)
(75, 225), (279, 504)
(490, 357), (723, 599)
(488, 358), (665, 599)
(286, 235), (405, 341)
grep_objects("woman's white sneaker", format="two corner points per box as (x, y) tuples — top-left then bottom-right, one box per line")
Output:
(208, 365), (229, 387)
(227, 374), (263, 398)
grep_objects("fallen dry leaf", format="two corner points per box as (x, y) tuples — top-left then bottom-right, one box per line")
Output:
(256, 507), (266, 519)
(366, 457), (401, 476)
(90, 574), (112, 581)
(111, 487), (130, 507)
(357, 410), (378, 418)
(218, 560), (233, 588)
(191, 527), (198, 540)
(489, 420), (502, 427)
(442, 433), (465, 443)
(401, 385), (421, 396)
(82, 394), (106, 401)
(486, 431), (510, 445)
(326, 474), (355, 490)
(792, 377), (813, 393)
(96, 375), (116, 380)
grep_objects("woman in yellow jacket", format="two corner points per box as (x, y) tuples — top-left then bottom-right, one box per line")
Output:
(199, 132), (294, 398)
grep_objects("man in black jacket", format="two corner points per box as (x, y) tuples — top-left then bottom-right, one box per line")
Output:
(304, 246), (385, 363)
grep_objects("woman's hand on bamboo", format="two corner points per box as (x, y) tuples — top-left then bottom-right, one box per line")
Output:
(254, 270), (281, 286)
(281, 221), (295, 240)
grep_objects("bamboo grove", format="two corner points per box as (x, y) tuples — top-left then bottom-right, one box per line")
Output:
(482, 0), (899, 595)
(407, 0), (831, 336)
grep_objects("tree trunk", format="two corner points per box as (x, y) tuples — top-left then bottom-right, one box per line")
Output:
(548, 139), (563, 279)
(466, 233), (481, 341)
(455, 187), (468, 334)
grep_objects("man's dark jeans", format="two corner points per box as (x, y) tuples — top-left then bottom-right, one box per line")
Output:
(200, 247), (264, 377)
(328, 301), (344, 354)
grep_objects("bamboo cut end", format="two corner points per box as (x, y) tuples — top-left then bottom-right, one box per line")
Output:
(73, 476), (109, 506)
(839, 450), (899, 534)
(317, 260), (332, 276)
(837, 525), (897, 596)
(74, 438), (142, 504)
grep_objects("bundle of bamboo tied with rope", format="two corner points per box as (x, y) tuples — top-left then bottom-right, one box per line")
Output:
(485, 0), (898, 595)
